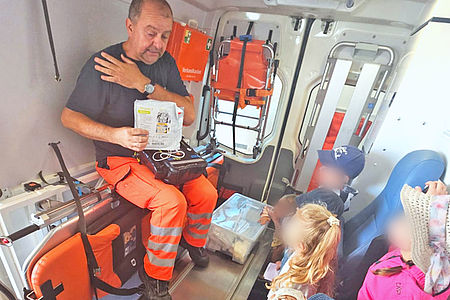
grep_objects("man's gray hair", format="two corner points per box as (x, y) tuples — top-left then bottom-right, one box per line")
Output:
(128, 0), (173, 22)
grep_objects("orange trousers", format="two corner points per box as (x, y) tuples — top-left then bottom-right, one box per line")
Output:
(96, 156), (218, 281)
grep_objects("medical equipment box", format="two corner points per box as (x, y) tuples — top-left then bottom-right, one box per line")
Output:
(166, 22), (212, 82)
(206, 193), (268, 264)
(137, 140), (207, 186)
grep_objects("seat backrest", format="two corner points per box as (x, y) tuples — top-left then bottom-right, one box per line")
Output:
(30, 225), (121, 300)
(342, 150), (445, 269)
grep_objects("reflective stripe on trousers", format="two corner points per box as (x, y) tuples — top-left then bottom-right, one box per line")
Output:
(187, 212), (212, 220)
(151, 224), (182, 237)
(183, 212), (213, 244)
(146, 250), (176, 267)
(146, 225), (182, 268)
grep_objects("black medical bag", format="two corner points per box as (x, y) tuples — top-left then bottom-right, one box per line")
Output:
(137, 140), (207, 186)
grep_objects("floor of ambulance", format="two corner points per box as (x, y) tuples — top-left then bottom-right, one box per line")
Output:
(103, 229), (273, 300)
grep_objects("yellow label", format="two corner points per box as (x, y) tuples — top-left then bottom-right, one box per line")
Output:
(138, 109), (151, 114)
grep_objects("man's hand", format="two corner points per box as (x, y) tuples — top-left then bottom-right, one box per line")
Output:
(111, 127), (149, 152)
(94, 52), (196, 125)
(94, 52), (149, 92)
(415, 180), (448, 196)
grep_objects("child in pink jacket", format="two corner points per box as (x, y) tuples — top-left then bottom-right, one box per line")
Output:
(358, 183), (450, 299)
(358, 248), (449, 299)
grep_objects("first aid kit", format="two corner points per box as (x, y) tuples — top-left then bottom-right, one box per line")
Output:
(166, 22), (213, 82)
(134, 99), (184, 151)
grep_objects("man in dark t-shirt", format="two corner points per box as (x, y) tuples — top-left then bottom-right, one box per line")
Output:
(61, 0), (217, 299)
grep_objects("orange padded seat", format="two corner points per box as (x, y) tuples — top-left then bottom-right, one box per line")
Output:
(30, 225), (121, 299)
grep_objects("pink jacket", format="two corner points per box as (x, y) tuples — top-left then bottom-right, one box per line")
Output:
(358, 249), (450, 300)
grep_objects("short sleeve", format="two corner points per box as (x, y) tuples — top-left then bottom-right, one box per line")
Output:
(65, 55), (109, 120)
(165, 55), (189, 97)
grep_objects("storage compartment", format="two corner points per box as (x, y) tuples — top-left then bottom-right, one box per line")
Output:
(206, 193), (268, 264)
(166, 22), (212, 82)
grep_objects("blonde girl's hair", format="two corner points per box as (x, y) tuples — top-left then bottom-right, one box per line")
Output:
(269, 204), (341, 297)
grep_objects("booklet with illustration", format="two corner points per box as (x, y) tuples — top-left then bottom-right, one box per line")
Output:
(134, 99), (184, 151)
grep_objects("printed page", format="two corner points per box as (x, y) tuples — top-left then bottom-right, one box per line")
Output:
(134, 99), (184, 150)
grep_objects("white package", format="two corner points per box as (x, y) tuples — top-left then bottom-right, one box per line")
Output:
(134, 99), (184, 150)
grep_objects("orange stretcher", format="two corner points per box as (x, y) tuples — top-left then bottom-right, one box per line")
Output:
(209, 22), (279, 157)
(212, 39), (274, 109)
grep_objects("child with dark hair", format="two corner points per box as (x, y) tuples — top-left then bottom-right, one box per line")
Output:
(261, 146), (364, 273)
(314, 145), (365, 211)
(260, 194), (297, 263)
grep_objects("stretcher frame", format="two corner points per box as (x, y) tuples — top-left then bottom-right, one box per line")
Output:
(294, 41), (395, 192)
(209, 24), (279, 158)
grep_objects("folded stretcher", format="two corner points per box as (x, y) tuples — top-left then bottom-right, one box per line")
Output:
(210, 22), (279, 157)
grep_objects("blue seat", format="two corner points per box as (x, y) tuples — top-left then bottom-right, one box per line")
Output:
(342, 150), (445, 271)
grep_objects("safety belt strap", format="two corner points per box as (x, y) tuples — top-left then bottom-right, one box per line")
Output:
(231, 21), (254, 155)
(49, 142), (143, 298)
(49, 142), (101, 299)
(93, 277), (144, 296)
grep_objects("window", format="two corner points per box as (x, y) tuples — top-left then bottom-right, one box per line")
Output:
(214, 75), (283, 155)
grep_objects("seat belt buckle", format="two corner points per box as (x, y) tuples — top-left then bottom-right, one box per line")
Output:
(246, 89), (257, 97)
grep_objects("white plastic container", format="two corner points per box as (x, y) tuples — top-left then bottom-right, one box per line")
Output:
(206, 193), (268, 264)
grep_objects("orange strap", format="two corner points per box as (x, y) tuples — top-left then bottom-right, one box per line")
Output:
(212, 85), (273, 108)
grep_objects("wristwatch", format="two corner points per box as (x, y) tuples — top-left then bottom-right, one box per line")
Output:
(143, 82), (155, 97)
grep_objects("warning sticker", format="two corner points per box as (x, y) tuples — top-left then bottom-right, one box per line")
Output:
(184, 30), (191, 44)
(206, 38), (213, 51)
(123, 225), (137, 257)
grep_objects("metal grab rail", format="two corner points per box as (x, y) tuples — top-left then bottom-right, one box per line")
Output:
(328, 41), (395, 66)
(0, 185), (111, 247)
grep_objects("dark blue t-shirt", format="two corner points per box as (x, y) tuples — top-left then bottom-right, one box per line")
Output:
(66, 42), (189, 163)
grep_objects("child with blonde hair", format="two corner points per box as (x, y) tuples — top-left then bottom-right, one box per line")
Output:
(268, 203), (341, 300)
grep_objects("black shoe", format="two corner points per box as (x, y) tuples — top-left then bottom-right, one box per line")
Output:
(138, 266), (172, 300)
(179, 237), (210, 268)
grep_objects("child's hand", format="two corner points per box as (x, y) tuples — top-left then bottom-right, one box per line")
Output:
(275, 260), (282, 270)
(268, 207), (281, 227)
(415, 180), (448, 196)
(259, 206), (272, 225)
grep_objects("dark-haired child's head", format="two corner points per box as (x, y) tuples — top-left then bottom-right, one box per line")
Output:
(317, 145), (365, 190)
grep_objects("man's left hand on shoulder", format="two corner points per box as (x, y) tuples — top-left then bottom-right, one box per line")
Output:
(94, 52), (149, 93)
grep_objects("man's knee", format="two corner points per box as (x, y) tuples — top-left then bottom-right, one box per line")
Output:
(191, 178), (218, 211)
(152, 187), (188, 214)
(203, 182), (218, 210)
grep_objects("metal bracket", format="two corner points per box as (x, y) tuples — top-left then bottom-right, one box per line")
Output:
(411, 16), (450, 36)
